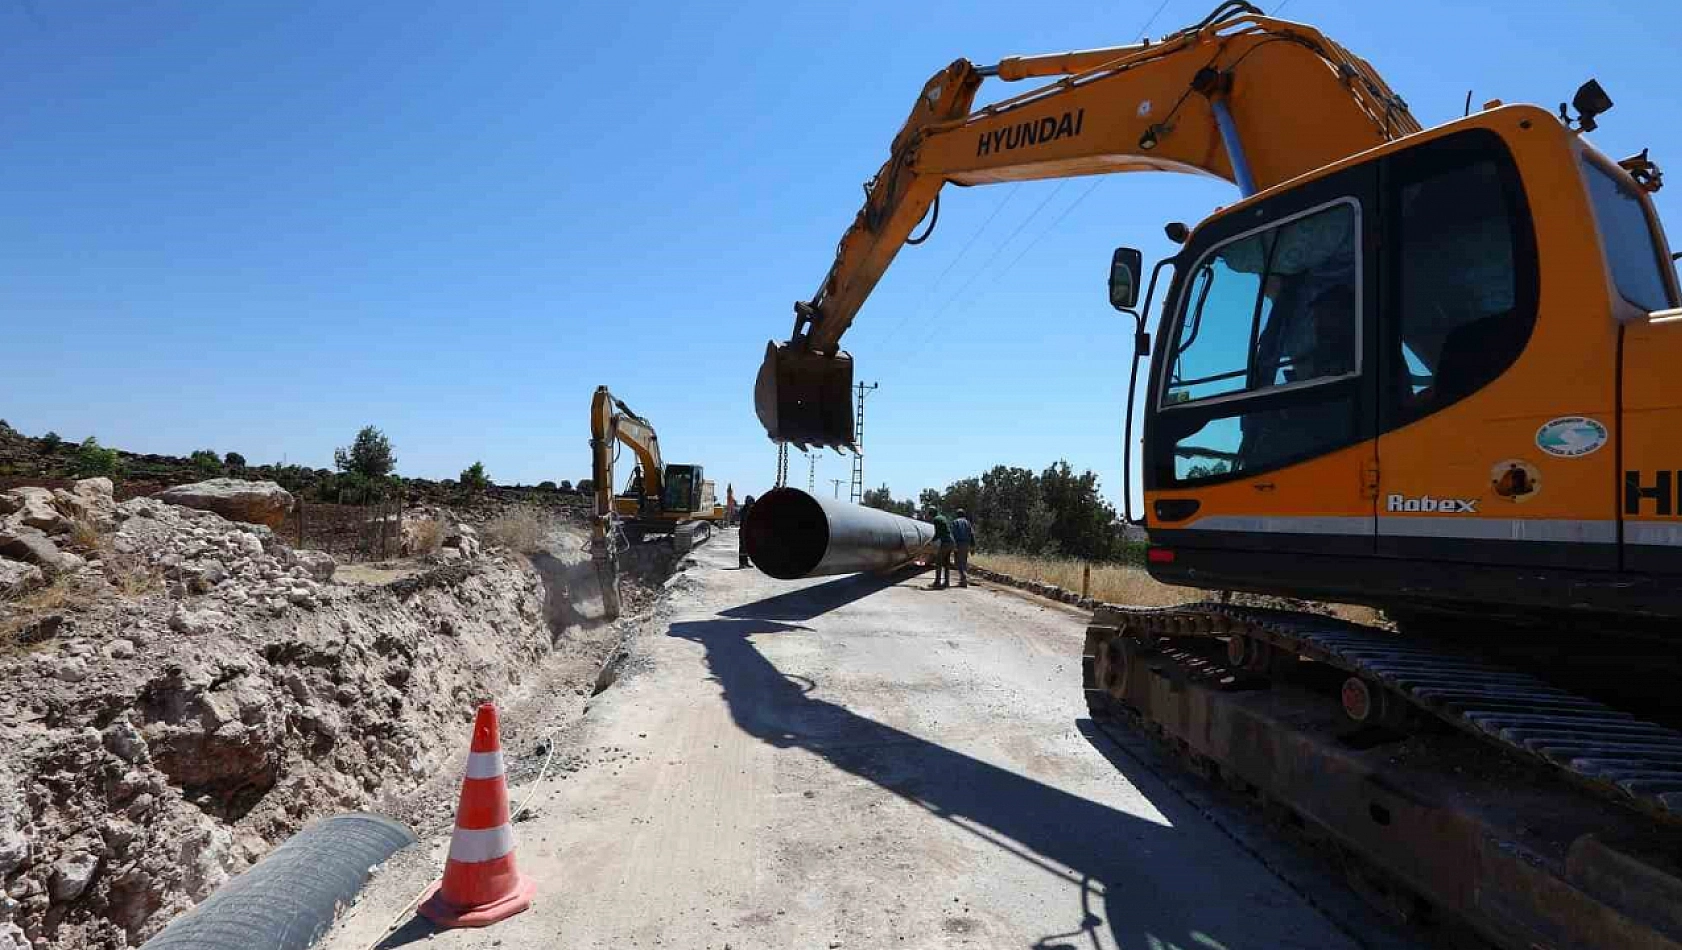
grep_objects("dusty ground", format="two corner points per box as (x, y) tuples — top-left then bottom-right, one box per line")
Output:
(326, 530), (1423, 950)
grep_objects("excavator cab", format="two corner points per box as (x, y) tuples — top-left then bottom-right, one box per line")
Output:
(661, 463), (702, 514)
(754, 341), (856, 450)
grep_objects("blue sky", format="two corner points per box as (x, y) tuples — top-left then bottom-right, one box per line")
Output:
(3, 0), (1677, 508)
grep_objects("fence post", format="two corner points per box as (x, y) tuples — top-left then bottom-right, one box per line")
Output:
(1082, 563), (1091, 600)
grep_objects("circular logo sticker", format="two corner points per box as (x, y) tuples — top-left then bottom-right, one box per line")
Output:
(1490, 459), (1542, 503)
(1535, 416), (1607, 458)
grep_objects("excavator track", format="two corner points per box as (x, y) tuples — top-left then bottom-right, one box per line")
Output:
(1097, 603), (1682, 823)
(1083, 603), (1682, 949)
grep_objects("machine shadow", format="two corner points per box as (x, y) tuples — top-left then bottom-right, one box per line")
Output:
(667, 617), (1264, 950)
(720, 566), (925, 622)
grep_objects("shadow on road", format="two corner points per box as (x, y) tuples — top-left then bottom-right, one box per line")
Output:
(668, 615), (1319, 950)
(372, 913), (438, 949)
(720, 566), (924, 622)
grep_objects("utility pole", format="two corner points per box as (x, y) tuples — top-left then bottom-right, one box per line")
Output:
(807, 452), (816, 493)
(850, 381), (878, 504)
(829, 478), (845, 499)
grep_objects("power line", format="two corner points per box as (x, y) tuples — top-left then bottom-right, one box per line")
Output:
(901, 181), (1071, 358)
(1135, 0), (1174, 40)
(993, 179), (1106, 284)
(908, 179), (1103, 353)
(878, 186), (1021, 352)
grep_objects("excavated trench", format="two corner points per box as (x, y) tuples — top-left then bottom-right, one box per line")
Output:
(0, 499), (672, 950)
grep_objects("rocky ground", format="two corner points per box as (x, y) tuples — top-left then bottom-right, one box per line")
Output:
(0, 478), (637, 950)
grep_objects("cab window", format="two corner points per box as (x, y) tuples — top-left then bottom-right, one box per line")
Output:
(1582, 157), (1673, 313)
(1164, 201), (1359, 408)
(1383, 129), (1537, 428)
(1160, 199), (1363, 485)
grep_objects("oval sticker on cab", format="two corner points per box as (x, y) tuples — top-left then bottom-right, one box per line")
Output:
(1535, 416), (1608, 458)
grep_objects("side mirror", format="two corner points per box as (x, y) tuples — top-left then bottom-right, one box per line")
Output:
(1109, 247), (1143, 311)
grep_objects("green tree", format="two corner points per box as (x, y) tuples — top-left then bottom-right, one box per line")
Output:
(75, 437), (121, 476)
(334, 426), (396, 479)
(189, 449), (222, 476)
(1184, 461), (1231, 479)
(917, 488), (944, 517)
(40, 432), (63, 451)
(577, 478), (595, 494)
(558, 479), (573, 492)
(861, 484), (914, 517)
(1038, 460), (1120, 560)
(224, 451), (247, 471)
(460, 461), (489, 494)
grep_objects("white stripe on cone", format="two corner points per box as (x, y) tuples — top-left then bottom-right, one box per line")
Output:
(465, 750), (505, 780)
(447, 824), (517, 864)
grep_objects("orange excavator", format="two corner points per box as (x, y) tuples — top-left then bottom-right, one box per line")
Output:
(755, 4), (1682, 947)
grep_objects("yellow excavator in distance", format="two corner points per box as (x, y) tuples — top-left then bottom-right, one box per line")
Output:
(589, 385), (725, 618)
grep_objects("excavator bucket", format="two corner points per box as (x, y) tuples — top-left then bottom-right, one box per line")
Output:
(753, 341), (856, 450)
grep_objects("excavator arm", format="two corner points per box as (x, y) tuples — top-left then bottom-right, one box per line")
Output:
(589, 385), (664, 619)
(755, 1), (1419, 449)
(590, 385), (663, 513)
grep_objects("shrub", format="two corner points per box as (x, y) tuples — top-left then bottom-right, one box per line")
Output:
(459, 461), (489, 494)
(558, 480), (573, 492)
(189, 449), (222, 476)
(224, 451), (247, 470)
(407, 517), (445, 555)
(39, 432), (62, 451)
(536, 480), (557, 491)
(75, 437), (121, 476)
(481, 507), (547, 554)
(576, 479), (594, 494)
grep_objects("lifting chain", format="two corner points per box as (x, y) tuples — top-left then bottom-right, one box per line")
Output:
(775, 443), (789, 488)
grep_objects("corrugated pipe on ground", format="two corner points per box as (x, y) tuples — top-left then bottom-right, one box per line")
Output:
(139, 813), (415, 950)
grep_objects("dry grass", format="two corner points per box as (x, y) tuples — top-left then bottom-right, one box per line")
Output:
(99, 544), (163, 598)
(69, 516), (103, 553)
(974, 551), (1387, 625)
(481, 507), (548, 554)
(1, 576), (90, 655)
(408, 517), (444, 555)
(972, 553), (1199, 607)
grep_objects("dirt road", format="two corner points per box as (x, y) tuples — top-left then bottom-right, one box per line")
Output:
(326, 533), (1418, 950)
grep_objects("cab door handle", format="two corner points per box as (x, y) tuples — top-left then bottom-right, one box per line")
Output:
(1153, 499), (1201, 522)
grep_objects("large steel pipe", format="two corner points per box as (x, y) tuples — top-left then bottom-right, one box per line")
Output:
(743, 487), (934, 579)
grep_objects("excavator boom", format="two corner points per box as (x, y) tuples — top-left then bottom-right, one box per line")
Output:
(756, 1), (1418, 448)
(589, 386), (663, 619)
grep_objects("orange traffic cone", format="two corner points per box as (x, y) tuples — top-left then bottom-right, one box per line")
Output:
(419, 703), (536, 927)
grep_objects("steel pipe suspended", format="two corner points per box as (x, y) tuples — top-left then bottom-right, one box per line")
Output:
(742, 487), (935, 579)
